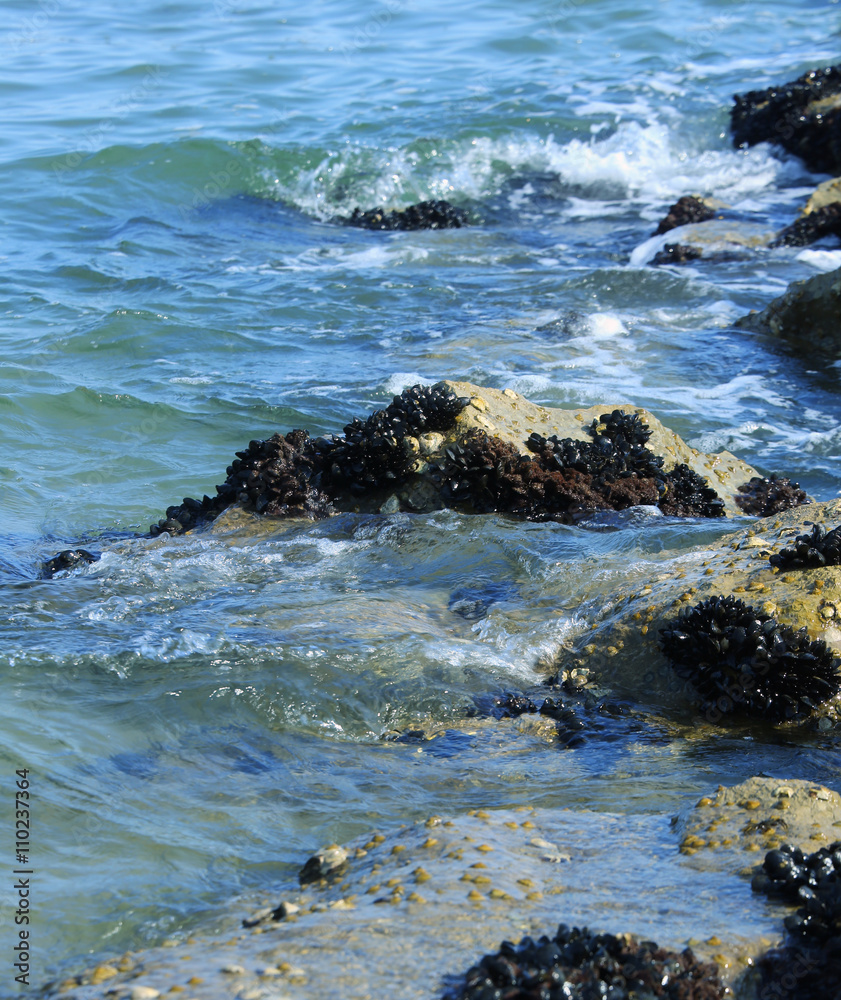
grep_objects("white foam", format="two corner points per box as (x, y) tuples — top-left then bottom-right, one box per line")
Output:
(796, 249), (841, 273)
(269, 119), (791, 221)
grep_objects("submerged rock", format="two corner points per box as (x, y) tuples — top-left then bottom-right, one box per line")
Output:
(735, 266), (841, 352)
(731, 64), (841, 174)
(41, 548), (99, 578)
(52, 800), (788, 1000)
(654, 195), (717, 236)
(341, 199), (468, 231)
(652, 242), (704, 265)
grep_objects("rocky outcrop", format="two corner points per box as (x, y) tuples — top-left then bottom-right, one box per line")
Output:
(557, 501), (841, 725)
(340, 199), (469, 230)
(151, 382), (770, 535)
(731, 64), (841, 174)
(653, 195), (717, 235)
(735, 266), (841, 352)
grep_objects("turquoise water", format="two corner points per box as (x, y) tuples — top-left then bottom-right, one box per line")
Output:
(2, 0), (841, 986)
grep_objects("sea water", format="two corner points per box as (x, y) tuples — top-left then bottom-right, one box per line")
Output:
(1, 0), (840, 985)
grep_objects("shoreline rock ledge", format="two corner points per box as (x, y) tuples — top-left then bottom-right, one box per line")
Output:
(155, 381), (769, 536)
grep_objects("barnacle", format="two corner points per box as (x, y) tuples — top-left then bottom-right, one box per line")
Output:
(658, 595), (841, 722)
(445, 923), (727, 1000)
(735, 475), (810, 517)
(770, 524), (841, 570)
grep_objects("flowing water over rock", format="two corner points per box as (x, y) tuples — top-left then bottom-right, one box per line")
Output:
(2, 1), (841, 995)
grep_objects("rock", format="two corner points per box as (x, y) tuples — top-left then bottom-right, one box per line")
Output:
(340, 199), (468, 231)
(731, 64), (841, 174)
(157, 382), (764, 533)
(804, 176), (841, 215)
(735, 266), (841, 352)
(652, 242), (704, 265)
(772, 203), (841, 248)
(674, 777), (841, 863)
(42, 548), (99, 578)
(49, 803), (790, 1000)
(653, 195), (717, 235)
(299, 845), (349, 885)
(560, 500), (841, 724)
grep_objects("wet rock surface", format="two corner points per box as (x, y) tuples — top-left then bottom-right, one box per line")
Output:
(50, 797), (788, 1000)
(41, 548), (99, 578)
(731, 64), (841, 174)
(556, 500), (841, 723)
(735, 266), (841, 352)
(654, 195), (717, 236)
(341, 199), (469, 230)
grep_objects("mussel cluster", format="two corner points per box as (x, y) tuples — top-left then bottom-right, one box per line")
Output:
(753, 841), (841, 949)
(486, 691), (586, 748)
(323, 382), (467, 495)
(344, 199), (468, 231)
(757, 943), (841, 1000)
(772, 203), (841, 248)
(444, 924), (727, 1000)
(652, 243), (703, 265)
(735, 475), (810, 517)
(659, 463), (725, 518)
(654, 195), (716, 236)
(151, 383), (467, 534)
(658, 595), (841, 722)
(770, 523), (841, 570)
(750, 842), (841, 998)
(440, 409), (723, 522)
(731, 64), (841, 174)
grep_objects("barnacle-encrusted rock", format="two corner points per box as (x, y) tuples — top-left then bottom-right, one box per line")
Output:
(659, 595), (841, 722)
(558, 501), (841, 721)
(731, 64), (841, 173)
(42, 548), (99, 578)
(772, 202), (841, 248)
(654, 196), (716, 236)
(342, 199), (468, 231)
(652, 242), (704, 265)
(445, 924), (727, 1000)
(770, 523), (841, 570)
(735, 475), (810, 517)
(735, 265), (841, 353)
(154, 383), (764, 534)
